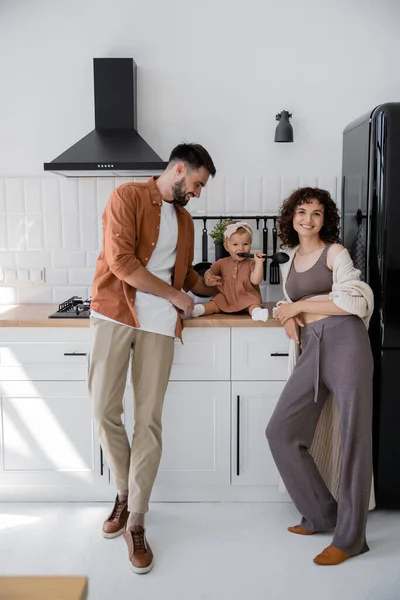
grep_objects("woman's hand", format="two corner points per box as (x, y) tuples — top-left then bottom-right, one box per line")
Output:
(204, 270), (222, 287)
(275, 302), (302, 325)
(283, 316), (304, 344)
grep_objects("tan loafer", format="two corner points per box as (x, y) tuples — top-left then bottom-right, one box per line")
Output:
(313, 544), (351, 565)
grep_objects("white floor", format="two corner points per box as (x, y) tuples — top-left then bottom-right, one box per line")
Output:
(1, 502), (400, 600)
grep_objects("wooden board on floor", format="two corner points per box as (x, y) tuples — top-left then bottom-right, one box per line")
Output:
(0, 577), (87, 600)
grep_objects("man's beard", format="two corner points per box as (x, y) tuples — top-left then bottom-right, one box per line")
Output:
(172, 178), (192, 206)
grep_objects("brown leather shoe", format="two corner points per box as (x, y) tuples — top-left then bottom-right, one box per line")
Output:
(102, 495), (129, 539)
(123, 525), (154, 574)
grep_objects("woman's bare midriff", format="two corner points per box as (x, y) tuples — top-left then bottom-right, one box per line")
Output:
(300, 294), (331, 324)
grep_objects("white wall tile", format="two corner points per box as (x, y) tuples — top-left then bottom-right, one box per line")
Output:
(69, 268), (95, 286)
(188, 186), (208, 217)
(116, 177), (134, 185)
(42, 179), (62, 249)
(78, 179), (97, 214)
(0, 214), (7, 250)
(206, 177), (226, 215)
(0, 179), (5, 212)
(80, 214), (99, 250)
(244, 178), (263, 215)
(225, 177), (245, 215)
(17, 286), (53, 304)
(262, 178), (281, 214)
(5, 178), (24, 213)
(97, 219), (103, 250)
(0, 287), (18, 305)
(44, 269), (69, 286)
(61, 178), (79, 213)
(0, 251), (16, 266)
(43, 211), (62, 250)
(51, 251), (86, 268)
(6, 215), (26, 250)
(280, 177), (300, 203)
(42, 178), (61, 214)
(25, 214), (44, 250)
(96, 178), (115, 214)
(0, 174), (339, 302)
(87, 251), (99, 268)
(62, 213), (81, 250)
(52, 286), (87, 303)
(15, 251), (51, 268)
(318, 177), (338, 203)
(299, 176), (318, 188)
(24, 179), (42, 213)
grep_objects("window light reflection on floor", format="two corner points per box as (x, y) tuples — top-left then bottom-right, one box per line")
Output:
(0, 513), (41, 531)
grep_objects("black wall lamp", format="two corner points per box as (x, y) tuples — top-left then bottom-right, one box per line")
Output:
(274, 110), (293, 142)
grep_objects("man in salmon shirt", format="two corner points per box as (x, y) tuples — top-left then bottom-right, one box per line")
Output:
(88, 143), (217, 573)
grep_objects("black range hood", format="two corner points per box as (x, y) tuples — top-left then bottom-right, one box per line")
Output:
(44, 58), (168, 177)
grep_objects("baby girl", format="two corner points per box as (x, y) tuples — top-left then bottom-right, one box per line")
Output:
(191, 221), (269, 322)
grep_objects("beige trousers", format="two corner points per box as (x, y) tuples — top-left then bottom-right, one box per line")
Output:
(88, 317), (175, 512)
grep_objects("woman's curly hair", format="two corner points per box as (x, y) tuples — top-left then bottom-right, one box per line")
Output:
(278, 187), (341, 248)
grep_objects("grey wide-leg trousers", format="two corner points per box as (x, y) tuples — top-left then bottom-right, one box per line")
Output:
(266, 315), (373, 555)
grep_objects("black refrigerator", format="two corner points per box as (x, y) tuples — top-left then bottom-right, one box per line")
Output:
(342, 102), (400, 508)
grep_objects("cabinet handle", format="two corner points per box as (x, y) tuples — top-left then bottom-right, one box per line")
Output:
(270, 352), (289, 357)
(64, 352), (87, 356)
(236, 395), (240, 476)
(100, 447), (104, 476)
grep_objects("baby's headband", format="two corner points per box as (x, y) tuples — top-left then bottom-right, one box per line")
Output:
(224, 221), (253, 240)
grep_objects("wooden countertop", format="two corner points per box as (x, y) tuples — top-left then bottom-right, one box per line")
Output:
(0, 576), (87, 600)
(0, 303), (281, 328)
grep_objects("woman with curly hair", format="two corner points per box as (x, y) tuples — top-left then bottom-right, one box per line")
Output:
(266, 187), (374, 565)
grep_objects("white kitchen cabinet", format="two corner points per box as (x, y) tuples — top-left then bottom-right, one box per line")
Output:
(124, 381), (231, 488)
(0, 380), (108, 499)
(0, 328), (109, 501)
(0, 341), (90, 381)
(170, 328), (230, 381)
(231, 328), (289, 381)
(0, 325), (289, 501)
(231, 381), (285, 494)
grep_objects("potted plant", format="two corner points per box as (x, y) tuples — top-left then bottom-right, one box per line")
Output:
(210, 219), (231, 261)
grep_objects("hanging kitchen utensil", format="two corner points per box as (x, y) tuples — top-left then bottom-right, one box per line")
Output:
(238, 251), (289, 263)
(269, 217), (280, 284)
(262, 217), (268, 281)
(193, 218), (213, 297)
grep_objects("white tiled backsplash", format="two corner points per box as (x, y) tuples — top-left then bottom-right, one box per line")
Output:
(0, 175), (337, 305)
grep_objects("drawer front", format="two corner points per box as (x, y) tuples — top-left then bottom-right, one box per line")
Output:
(170, 328), (230, 381)
(0, 343), (90, 381)
(231, 328), (289, 381)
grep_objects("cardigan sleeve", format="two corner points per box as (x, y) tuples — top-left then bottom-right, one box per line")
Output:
(330, 249), (374, 324)
(329, 280), (374, 321)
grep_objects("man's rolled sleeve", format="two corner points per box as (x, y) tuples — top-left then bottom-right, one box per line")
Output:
(182, 265), (199, 292)
(103, 189), (142, 280)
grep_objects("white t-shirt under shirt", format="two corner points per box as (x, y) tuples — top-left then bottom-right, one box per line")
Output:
(91, 200), (178, 338)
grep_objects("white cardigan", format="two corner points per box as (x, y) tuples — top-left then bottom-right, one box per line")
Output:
(275, 246), (375, 507)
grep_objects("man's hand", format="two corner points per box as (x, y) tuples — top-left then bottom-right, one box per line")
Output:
(204, 270), (222, 287)
(283, 316), (304, 344)
(170, 289), (194, 316)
